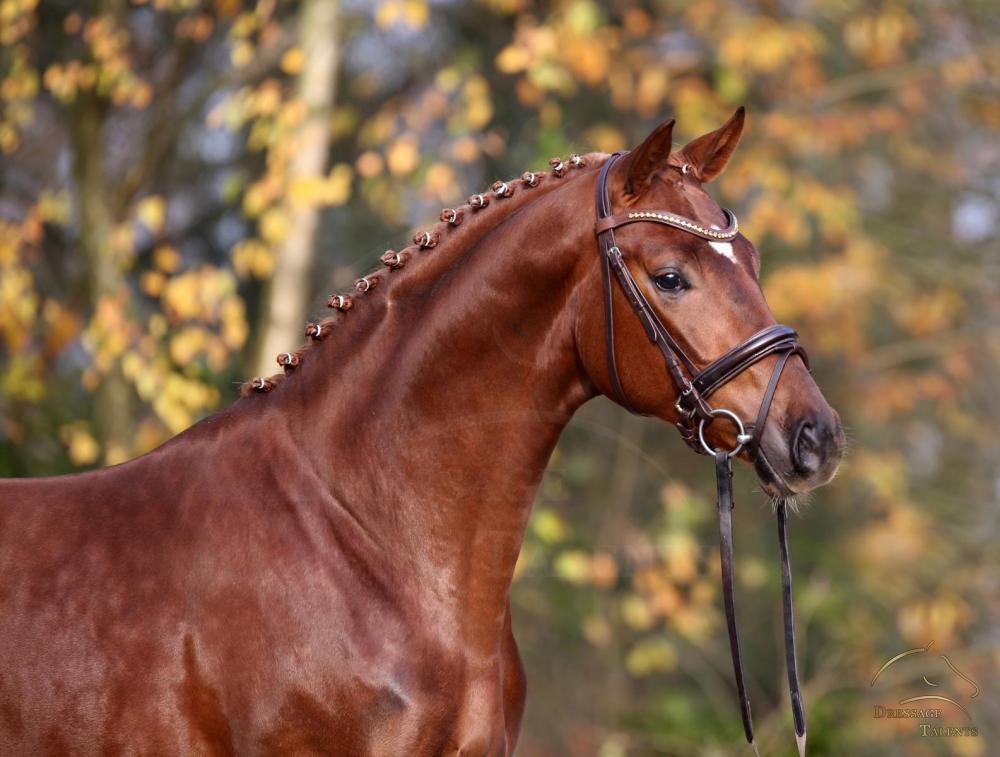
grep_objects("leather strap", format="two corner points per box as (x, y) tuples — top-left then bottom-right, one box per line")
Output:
(596, 153), (706, 428)
(595, 206), (738, 241)
(693, 325), (806, 401)
(595, 154), (637, 413)
(778, 504), (808, 757)
(716, 452), (760, 756)
(746, 348), (796, 460)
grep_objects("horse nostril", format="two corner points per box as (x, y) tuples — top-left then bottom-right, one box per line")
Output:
(791, 419), (825, 477)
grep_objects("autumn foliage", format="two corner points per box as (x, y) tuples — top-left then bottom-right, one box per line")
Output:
(1, 0), (997, 753)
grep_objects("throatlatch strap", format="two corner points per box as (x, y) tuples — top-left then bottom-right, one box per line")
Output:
(715, 452), (759, 756)
(600, 249), (637, 413)
(778, 503), (808, 757)
(595, 152), (703, 415)
(595, 153), (638, 413)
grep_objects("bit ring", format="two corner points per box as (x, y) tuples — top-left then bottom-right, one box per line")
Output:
(698, 408), (752, 458)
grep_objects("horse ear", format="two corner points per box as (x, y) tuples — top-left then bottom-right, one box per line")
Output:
(679, 106), (746, 183)
(625, 118), (675, 196)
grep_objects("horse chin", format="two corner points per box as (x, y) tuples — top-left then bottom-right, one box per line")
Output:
(753, 449), (798, 499)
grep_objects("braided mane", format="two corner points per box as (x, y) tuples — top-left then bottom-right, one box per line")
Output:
(241, 151), (609, 397)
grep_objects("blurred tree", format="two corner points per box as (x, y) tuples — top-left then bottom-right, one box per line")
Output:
(253, 0), (340, 376)
(68, 0), (135, 461)
(1, 1), (294, 467)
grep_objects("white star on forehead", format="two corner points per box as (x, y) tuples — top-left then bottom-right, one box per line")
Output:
(709, 225), (737, 263)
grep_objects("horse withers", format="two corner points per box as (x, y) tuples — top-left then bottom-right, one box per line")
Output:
(0, 110), (843, 755)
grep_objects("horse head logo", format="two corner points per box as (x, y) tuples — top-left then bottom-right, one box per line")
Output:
(871, 640), (980, 721)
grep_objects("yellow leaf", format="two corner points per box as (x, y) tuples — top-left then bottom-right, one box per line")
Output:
(434, 67), (461, 93)
(230, 40), (253, 68)
(355, 150), (384, 178)
(402, 0), (428, 27)
(554, 549), (590, 585)
(1, 354), (44, 401)
(515, 78), (543, 107)
(626, 639), (677, 677)
(324, 163), (353, 205)
(386, 135), (420, 176)
(152, 245), (179, 273)
(565, 40), (609, 86)
(220, 296), (248, 350)
(60, 424), (100, 466)
(739, 557), (768, 590)
(105, 444), (129, 467)
(588, 551), (618, 589)
(463, 76), (493, 129)
(140, 270), (165, 297)
(375, 0), (400, 28)
(37, 190), (70, 224)
(288, 176), (326, 206)
(169, 327), (206, 364)
(621, 595), (654, 631)
(148, 313), (167, 338)
(41, 299), (79, 355)
(636, 68), (668, 116)
(259, 208), (289, 244)
(496, 44), (530, 73)
(135, 418), (167, 455)
(423, 162), (455, 201)
(661, 532), (698, 584)
(136, 196), (166, 234)
(376, 0), (428, 28)
(231, 238), (274, 279)
(583, 124), (625, 153)
(280, 47), (305, 75)
(131, 82), (153, 109)
(111, 223), (136, 262)
(466, 98), (494, 130)
(531, 509), (568, 543)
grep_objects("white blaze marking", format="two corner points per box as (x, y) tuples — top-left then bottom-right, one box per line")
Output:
(709, 224), (736, 263)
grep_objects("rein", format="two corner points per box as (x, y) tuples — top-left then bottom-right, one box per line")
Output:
(595, 152), (808, 756)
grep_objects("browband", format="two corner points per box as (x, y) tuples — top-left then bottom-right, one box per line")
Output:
(595, 207), (739, 241)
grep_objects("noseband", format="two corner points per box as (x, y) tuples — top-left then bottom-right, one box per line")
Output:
(595, 152), (808, 756)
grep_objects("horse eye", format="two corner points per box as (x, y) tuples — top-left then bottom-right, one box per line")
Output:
(654, 271), (686, 292)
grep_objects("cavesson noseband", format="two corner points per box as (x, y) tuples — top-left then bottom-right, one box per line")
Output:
(595, 152), (808, 756)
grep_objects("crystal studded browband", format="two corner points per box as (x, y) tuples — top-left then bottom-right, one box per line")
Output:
(594, 207), (739, 242)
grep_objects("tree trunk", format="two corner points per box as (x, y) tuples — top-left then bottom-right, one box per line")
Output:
(70, 93), (134, 465)
(254, 0), (341, 375)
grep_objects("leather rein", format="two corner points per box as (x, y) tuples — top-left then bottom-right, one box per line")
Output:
(595, 152), (808, 756)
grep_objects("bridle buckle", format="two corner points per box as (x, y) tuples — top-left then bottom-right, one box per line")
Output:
(674, 385), (693, 415)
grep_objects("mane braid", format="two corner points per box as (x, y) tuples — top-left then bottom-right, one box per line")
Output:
(240, 152), (607, 398)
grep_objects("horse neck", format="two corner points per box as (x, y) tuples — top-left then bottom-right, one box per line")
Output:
(246, 165), (603, 640)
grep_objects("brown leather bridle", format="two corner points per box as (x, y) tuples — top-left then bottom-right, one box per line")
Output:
(595, 152), (808, 756)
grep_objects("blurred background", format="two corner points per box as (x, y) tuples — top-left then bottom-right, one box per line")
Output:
(1, 0), (997, 754)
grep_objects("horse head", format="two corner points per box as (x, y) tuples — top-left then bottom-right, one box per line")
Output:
(578, 109), (846, 498)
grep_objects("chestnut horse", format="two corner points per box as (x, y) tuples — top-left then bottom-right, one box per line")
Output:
(0, 112), (843, 755)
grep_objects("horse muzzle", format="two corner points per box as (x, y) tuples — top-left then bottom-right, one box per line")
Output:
(755, 408), (845, 497)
